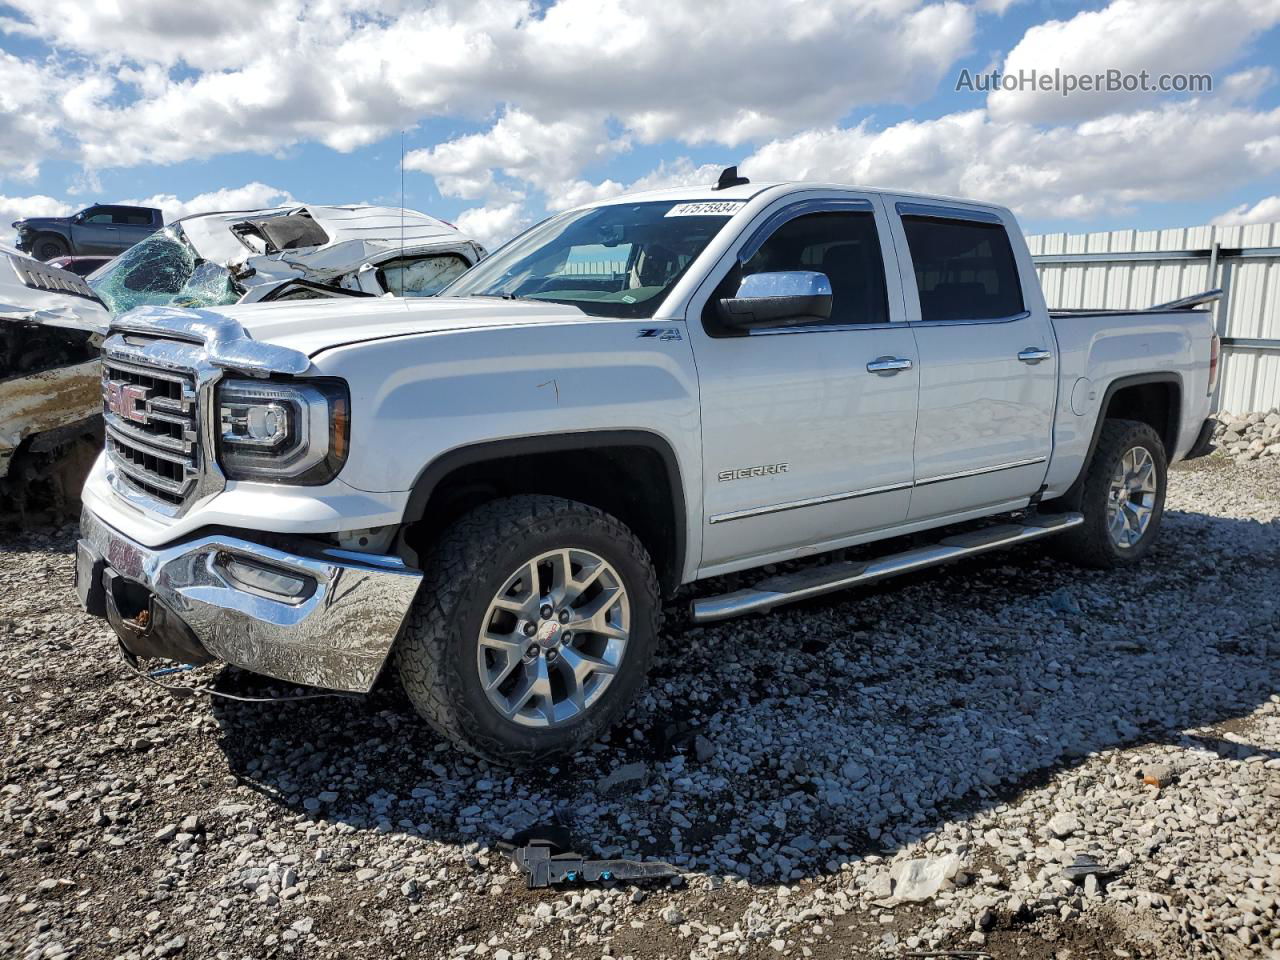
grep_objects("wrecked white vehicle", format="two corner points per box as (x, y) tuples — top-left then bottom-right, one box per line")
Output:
(91, 204), (487, 311)
(0, 206), (485, 517)
(0, 251), (111, 513)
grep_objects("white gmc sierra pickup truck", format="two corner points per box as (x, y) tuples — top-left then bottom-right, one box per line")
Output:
(76, 171), (1220, 761)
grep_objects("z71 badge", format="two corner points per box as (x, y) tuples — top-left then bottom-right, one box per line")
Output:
(718, 463), (789, 482)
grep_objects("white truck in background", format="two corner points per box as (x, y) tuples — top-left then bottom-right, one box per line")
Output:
(75, 170), (1220, 762)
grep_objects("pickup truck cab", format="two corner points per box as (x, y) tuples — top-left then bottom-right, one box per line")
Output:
(14, 205), (163, 261)
(75, 173), (1220, 761)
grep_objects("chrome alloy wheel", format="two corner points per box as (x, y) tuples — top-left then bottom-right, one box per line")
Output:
(476, 548), (630, 727)
(1106, 445), (1158, 549)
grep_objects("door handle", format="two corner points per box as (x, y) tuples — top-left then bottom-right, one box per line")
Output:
(1017, 348), (1052, 364)
(867, 356), (913, 375)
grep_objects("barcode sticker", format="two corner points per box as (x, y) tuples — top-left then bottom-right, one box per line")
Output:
(665, 201), (746, 217)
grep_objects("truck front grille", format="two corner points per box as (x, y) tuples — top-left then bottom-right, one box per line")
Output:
(101, 357), (199, 506)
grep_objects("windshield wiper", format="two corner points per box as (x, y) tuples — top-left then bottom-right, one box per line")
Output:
(468, 292), (528, 301)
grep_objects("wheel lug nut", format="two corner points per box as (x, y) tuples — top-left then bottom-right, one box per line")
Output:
(525, 644), (538, 658)
(546, 649), (558, 661)
(523, 622), (537, 637)
(558, 609), (571, 624)
(561, 632), (573, 644)
(540, 604), (553, 620)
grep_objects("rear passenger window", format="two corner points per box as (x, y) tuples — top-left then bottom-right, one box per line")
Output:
(742, 212), (889, 326)
(902, 216), (1024, 322)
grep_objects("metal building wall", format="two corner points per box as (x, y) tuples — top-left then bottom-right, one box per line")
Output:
(1027, 222), (1280, 414)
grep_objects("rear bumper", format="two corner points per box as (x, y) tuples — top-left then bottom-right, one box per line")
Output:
(1182, 417), (1217, 461)
(76, 507), (422, 693)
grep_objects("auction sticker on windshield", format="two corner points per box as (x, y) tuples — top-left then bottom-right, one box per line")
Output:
(665, 201), (746, 217)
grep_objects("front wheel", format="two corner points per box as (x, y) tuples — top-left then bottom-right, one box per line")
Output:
(1048, 418), (1168, 568)
(395, 495), (661, 763)
(34, 235), (69, 261)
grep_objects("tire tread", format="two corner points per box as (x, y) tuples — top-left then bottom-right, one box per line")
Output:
(395, 495), (661, 763)
(1049, 418), (1166, 569)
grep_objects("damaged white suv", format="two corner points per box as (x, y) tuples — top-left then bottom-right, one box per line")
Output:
(76, 173), (1218, 762)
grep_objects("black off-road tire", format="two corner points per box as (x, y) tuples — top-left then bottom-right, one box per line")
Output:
(34, 235), (69, 261)
(1047, 418), (1167, 569)
(395, 495), (662, 764)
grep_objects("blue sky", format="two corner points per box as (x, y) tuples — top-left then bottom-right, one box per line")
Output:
(2, 0), (1280, 246)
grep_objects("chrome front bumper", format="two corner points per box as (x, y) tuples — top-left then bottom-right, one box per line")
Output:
(76, 508), (422, 693)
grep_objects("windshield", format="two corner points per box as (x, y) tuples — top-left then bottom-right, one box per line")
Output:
(440, 200), (739, 318)
(90, 227), (239, 315)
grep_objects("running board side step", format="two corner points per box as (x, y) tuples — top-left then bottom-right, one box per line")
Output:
(690, 513), (1084, 623)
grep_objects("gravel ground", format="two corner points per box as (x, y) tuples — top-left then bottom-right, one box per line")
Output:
(2, 454), (1278, 960)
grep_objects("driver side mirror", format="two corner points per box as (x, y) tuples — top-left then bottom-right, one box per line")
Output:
(716, 271), (832, 330)
(72, 212), (85, 224)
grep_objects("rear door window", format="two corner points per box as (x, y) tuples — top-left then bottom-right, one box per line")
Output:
(901, 215), (1024, 322)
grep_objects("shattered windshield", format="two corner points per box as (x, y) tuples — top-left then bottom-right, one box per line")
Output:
(90, 227), (239, 315)
(439, 201), (737, 318)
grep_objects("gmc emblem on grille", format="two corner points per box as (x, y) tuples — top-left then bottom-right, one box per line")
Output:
(104, 380), (151, 425)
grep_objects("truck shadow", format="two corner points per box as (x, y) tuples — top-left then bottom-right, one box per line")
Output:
(209, 505), (1280, 886)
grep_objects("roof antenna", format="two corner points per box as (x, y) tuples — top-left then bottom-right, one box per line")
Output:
(713, 165), (750, 190)
(400, 130), (406, 267)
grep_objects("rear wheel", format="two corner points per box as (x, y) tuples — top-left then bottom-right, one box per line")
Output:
(395, 495), (661, 763)
(1048, 418), (1167, 568)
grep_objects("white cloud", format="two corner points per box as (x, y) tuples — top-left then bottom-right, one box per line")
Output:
(1212, 195), (1280, 225)
(976, 0), (1023, 13)
(2, 0), (1278, 242)
(988, 0), (1280, 125)
(733, 99), (1280, 220)
(0, 52), (63, 181)
(0, 193), (73, 226)
(450, 157), (732, 247)
(454, 202), (533, 249)
(0, 0), (338, 70)
(1, 0), (977, 175)
(405, 109), (626, 201)
(121, 182), (296, 222)
(548, 159), (730, 212)
(457, 93), (1280, 241)
(1218, 67), (1277, 104)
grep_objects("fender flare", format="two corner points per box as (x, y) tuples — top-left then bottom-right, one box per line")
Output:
(403, 429), (688, 589)
(1084, 372), (1183, 466)
(1044, 373), (1182, 514)
(1051, 372), (1183, 510)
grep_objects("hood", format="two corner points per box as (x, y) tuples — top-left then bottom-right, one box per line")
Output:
(11, 216), (70, 229)
(119, 296), (593, 360)
(0, 249), (112, 334)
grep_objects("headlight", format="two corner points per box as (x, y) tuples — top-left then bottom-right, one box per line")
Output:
(216, 378), (349, 484)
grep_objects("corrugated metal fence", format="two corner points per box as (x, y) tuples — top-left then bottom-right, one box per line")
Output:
(1027, 222), (1280, 414)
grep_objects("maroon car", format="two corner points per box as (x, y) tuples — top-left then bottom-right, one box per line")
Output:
(47, 255), (114, 277)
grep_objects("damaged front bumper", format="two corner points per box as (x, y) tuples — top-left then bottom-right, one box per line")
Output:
(75, 507), (422, 693)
